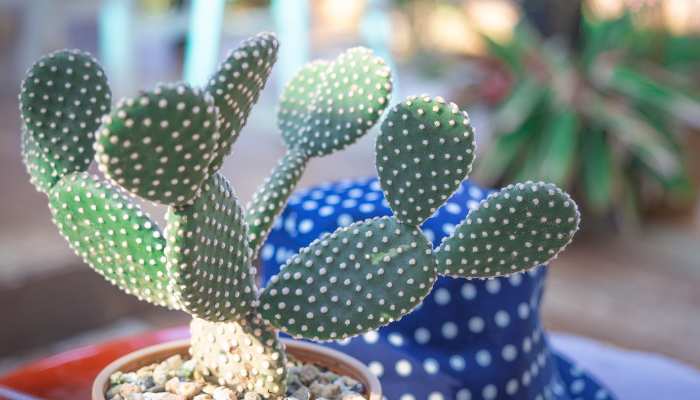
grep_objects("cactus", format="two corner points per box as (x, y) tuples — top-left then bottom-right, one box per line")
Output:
(245, 148), (309, 254)
(245, 49), (392, 256)
(259, 216), (436, 340)
(48, 172), (177, 309)
(207, 32), (279, 173)
(95, 83), (220, 206)
(19, 50), (112, 192)
(277, 60), (329, 150)
(20, 32), (582, 399)
(190, 315), (287, 397)
(376, 96), (476, 226)
(21, 126), (60, 193)
(165, 173), (257, 322)
(435, 181), (580, 278)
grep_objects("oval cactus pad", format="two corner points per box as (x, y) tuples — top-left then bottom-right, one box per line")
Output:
(285, 47), (392, 157)
(260, 216), (437, 340)
(20, 49), (111, 178)
(207, 32), (279, 172)
(48, 172), (177, 308)
(96, 83), (220, 206)
(165, 173), (256, 322)
(376, 95), (476, 226)
(436, 181), (580, 278)
(278, 60), (329, 150)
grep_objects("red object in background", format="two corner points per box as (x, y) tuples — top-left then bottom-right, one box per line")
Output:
(0, 327), (189, 400)
(477, 59), (513, 106)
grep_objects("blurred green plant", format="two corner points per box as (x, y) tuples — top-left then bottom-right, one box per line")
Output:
(475, 7), (700, 225)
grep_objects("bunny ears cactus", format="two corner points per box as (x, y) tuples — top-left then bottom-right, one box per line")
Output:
(377, 96), (476, 226)
(278, 47), (392, 157)
(48, 172), (177, 308)
(207, 32), (279, 172)
(20, 49), (111, 193)
(436, 182), (580, 278)
(20, 31), (582, 399)
(95, 83), (220, 206)
(165, 173), (257, 322)
(245, 47), (392, 255)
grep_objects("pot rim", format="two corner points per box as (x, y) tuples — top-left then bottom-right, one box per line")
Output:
(92, 338), (382, 400)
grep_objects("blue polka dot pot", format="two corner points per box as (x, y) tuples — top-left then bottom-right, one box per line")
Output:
(261, 178), (615, 400)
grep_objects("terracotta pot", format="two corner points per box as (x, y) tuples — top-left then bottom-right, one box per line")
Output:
(92, 339), (381, 400)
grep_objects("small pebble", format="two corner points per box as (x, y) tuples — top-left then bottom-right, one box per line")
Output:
(110, 372), (124, 385)
(136, 375), (156, 390)
(211, 387), (236, 400)
(122, 373), (139, 384)
(143, 393), (184, 400)
(341, 392), (365, 400)
(298, 365), (320, 385)
(119, 383), (142, 397)
(202, 384), (218, 395)
(165, 378), (180, 393)
(310, 381), (341, 398)
(243, 392), (261, 400)
(153, 364), (169, 385)
(291, 387), (310, 400)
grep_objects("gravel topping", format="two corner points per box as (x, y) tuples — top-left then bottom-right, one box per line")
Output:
(106, 354), (368, 400)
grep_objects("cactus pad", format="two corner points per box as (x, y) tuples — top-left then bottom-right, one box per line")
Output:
(278, 60), (329, 150)
(96, 83), (219, 205)
(207, 32), (279, 172)
(165, 173), (256, 322)
(435, 181), (580, 278)
(290, 47), (392, 157)
(260, 216), (436, 340)
(190, 315), (287, 398)
(245, 148), (310, 255)
(376, 96), (476, 226)
(48, 172), (177, 308)
(20, 49), (111, 178)
(21, 126), (60, 193)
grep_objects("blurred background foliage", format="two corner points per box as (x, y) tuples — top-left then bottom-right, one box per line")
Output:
(390, 0), (700, 227)
(473, 0), (700, 228)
